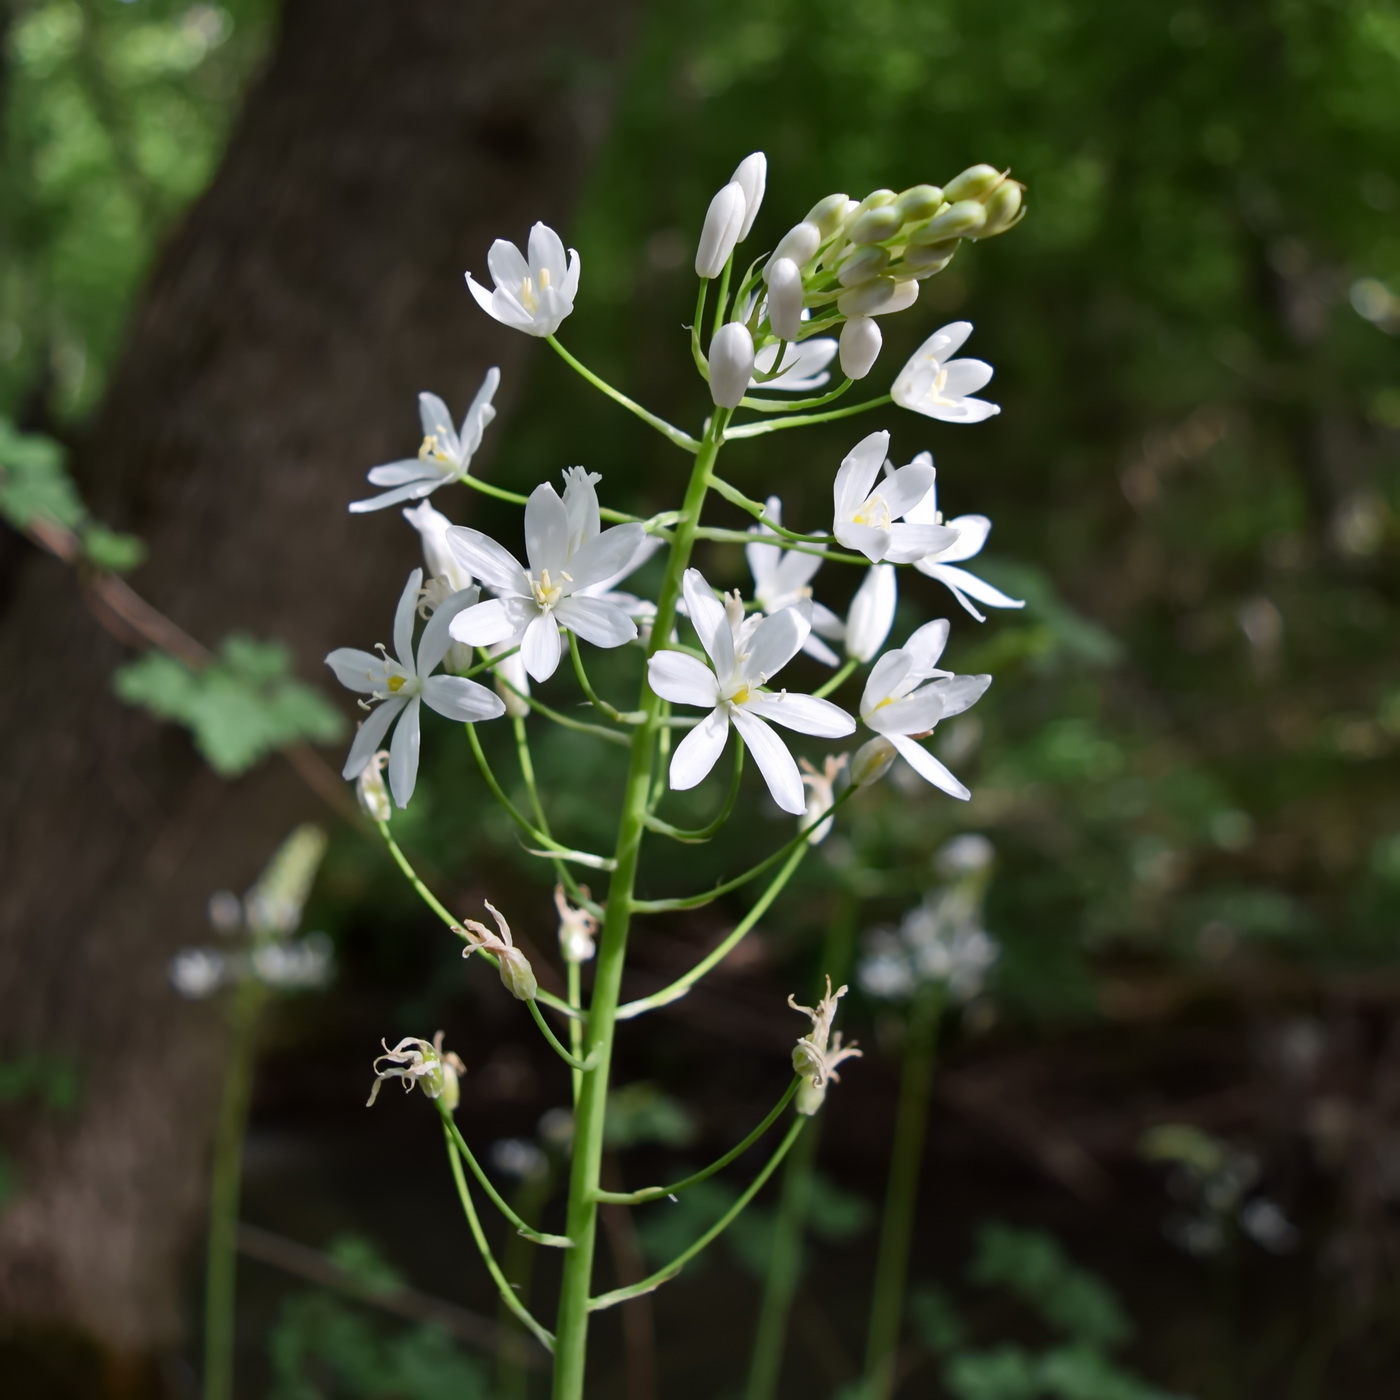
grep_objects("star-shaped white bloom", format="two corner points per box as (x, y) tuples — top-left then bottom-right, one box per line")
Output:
(900, 454), (1025, 621)
(832, 430), (957, 564)
(326, 569), (506, 809)
(647, 569), (855, 815)
(892, 321), (1000, 424)
(750, 337), (838, 392)
(466, 222), (579, 338)
(858, 620), (991, 800)
(350, 371), (500, 513)
(446, 472), (645, 682)
(746, 498), (844, 666)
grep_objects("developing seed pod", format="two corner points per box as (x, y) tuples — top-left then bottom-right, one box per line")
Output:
(942, 163), (1005, 203)
(805, 192), (854, 239)
(971, 181), (1025, 238)
(908, 200), (986, 244)
(903, 240), (960, 276)
(836, 244), (891, 286)
(847, 204), (903, 245)
(894, 183), (945, 223)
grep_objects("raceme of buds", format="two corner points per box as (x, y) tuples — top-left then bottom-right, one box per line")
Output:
(555, 885), (598, 964)
(708, 322), (755, 408)
(974, 181), (1025, 238)
(789, 975), (862, 1115)
(765, 258), (804, 341)
(459, 901), (538, 1001)
(839, 316), (882, 379)
(366, 1031), (464, 1111)
(695, 181), (747, 278)
(356, 750), (392, 821)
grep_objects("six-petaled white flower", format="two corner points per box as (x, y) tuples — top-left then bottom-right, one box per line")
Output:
(647, 569), (855, 816)
(901, 454), (1025, 621)
(832, 430), (957, 564)
(746, 498), (844, 666)
(351, 372), (500, 513)
(467, 223), (579, 338)
(446, 472), (645, 683)
(858, 620), (991, 800)
(326, 569), (506, 809)
(892, 321), (1000, 423)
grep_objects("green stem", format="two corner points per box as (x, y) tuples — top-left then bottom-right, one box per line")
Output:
(744, 889), (861, 1400)
(587, 1119), (806, 1313)
(724, 394), (892, 439)
(494, 672), (633, 747)
(551, 410), (729, 1400)
(547, 336), (699, 452)
(812, 656), (859, 700)
(568, 632), (644, 723)
(527, 997), (596, 1073)
(691, 280), (709, 376)
(596, 1079), (800, 1203)
(441, 1114), (556, 1354)
(737, 378), (854, 413)
(202, 980), (265, 1400)
(644, 740), (743, 843)
(567, 961), (584, 1104)
(710, 258), (734, 340)
(442, 1115), (572, 1247)
(691, 525), (871, 566)
(863, 986), (944, 1400)
(460, 472), (647, 527)
(498, 1168), (554, 1400)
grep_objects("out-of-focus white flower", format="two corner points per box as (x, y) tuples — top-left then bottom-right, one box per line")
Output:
(647, 570), (855, 815)
(765, 258), (804, 340)
(696, 182), (747, 278)
(901, 458), (1024, 621)
(170, 949), (228, 999)
(459, 901), (537, 1001)
(937, 833), (995, 877)
(750, 337), (838, 392)
(839, 316), (882, 380)
(243, 825), (329, 937)
(789, 975), (862, 1115)
(799, 754), (848, 844)
(731, 152), (767, 238)
(892, 322), (1000, 424)
(844, 564), (897, 662)
(367, 1031), (464, 1111)
(856, 929), (916, 1001)
(251, 932), (334, 991)
(491, 1138), (550, 1182)
(404, 500), (475, 598)
(746, 498), (843, 666)
(555, 885), (598, 964)
(858, 623), (991, 800)
(467, 223), (579, 337)
(351, 373), (500, 513)
(709, 322), (755, 408)
(446, 476), (645, 682)
(832, 431), (955, 564)
(327, 569), (506, 809)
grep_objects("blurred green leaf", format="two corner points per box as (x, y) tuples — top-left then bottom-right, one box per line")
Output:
(0, 420), (83, 529)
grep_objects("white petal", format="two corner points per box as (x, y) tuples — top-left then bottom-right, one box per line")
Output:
(388, 698), (422, 808)
(367, 459), (431, 487)
(393, 570), (422, 673)
(833, 431), (889, 518)
(422, 674), (507, 723)
(466, 273), (499, 320)
(554, 595), (637, 649)
(448, 597), (522, 647)
(731, 151), (766, 238)
(845, 564), (897, 661)
(904, 619), (951, 674)
(566, 523), (646, 592)
(744, 691), (855, 737)
(882, 522), (961, 565)
(521, 613), (563, 681)
(486, 238), (530, 293)
(835, 520), (892, 563)
(459, 367), (501, 457)
(742, 607), (806, 684)
(561, 465), (602, 554)
(801, 631), (842, 667)
(350, 480), (439, 513)
(528, 222), (569, 284)
(932, 514), (991, 563)
(417, 392), (460, 458)
(682, 569), (733, 674)
(419, 587), (481, 675)
(342, 697), (404, 779)
(861, 649), (916, 714)
(878, 691), (944, 735)
(922, 563), (1024, 615)
(524, 483), (571, 577)
(940, 357), (995, 398)
(446, 527), (529, 596)
(326, 648), (390, 694)
(669, 707), (731, 790)
(915, 321), (974, 365)
(880, 462), (937, 521)
(731, 708), (805, 815)
(648, 650), (720, 707)
(889, 732), (970, 800)
(926, 673), (992, 720)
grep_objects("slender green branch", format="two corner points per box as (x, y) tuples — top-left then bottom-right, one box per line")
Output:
(618, 840), (809, 1017)
(441, 1115), (557, 1354)
(567, 961), (584, 1105)
(492, 672), (633, 748)
(737, 378), (854, 413)
(691, 281), (709, 377)
(512, 713), (582, 903)
(528, 998), (597, 1073)
(442, 1115), (573, 1248)
(644, 741), (743, 843)
(547, 337), (699, 452)
(459, 471), (649, 527)
(724, 394), (893, 439)
(596, 1079), (800, 1204)
(587, 1119), (806, 1312)
(691, 525), (870, 567)
(812, 656), (859, 700)
(569, 633), (644, 724)
(461, 644), (521, 679)
(710, 257), (734, 341)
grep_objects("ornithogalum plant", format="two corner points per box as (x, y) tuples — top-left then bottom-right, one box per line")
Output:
(326, 153), (1028, 1400)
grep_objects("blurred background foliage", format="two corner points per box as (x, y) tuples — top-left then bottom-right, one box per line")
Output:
(4, 0), (1400, 1394)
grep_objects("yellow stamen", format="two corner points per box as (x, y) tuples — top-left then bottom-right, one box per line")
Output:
(387, 675), (407, 693)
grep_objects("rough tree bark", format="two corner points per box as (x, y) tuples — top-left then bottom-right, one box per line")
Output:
(0, 0), (638, 1382)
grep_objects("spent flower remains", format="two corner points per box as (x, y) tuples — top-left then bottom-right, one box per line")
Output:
(324, 152), (1028, 1396)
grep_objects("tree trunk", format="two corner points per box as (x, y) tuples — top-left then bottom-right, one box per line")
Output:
(0, 0), (637, 1377)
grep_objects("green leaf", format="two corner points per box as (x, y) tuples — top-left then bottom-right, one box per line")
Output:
(80, 524), (148, 573)
(0, 421), (83, 530)
(604, 1082), (698, 1150)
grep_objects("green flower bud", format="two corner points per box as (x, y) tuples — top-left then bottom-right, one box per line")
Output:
(894, 184), (945, 223)
(851, 188), (897, 217)
(908, 200), (986, 244)
(805, 192), (853, 239)
(850, 736), (896, 787)
(971, 181), (1024, 238)
(836, 244), (891, 286)
(903, 240), (960, 277)
(847, 204), (903, 245)
(942, 164), (1005, 203)
(836, 277), (918, 319)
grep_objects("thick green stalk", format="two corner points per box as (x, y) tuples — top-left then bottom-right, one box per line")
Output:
(550, 411), (728, 1400)
(863, 986), (944, 1400)
(744, 889), (860, 1400)
(203, 979), (265, 1400)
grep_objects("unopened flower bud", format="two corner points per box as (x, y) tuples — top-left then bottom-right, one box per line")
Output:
(769, 220), (821, 268)
(972, 181), (1024, 238)
(765, 258), (804, 341)
(805, 193), (853, 239)
(847, 204), (903, 245)
(909, 201), (987, 244)
(851, 188), (897, 218)
(839, 316), (882, 379)
(894, 184), (945, 222)
(851, 735), (896, 787)
(554, 885), (598, 964)
(836, 245), (891, 287)
(837, 277), (918, 319)
(695, 181), (746, 278)
(356, 751), (392, 821)
(942, 164), (1005, 203)
(731, 152), (767, 239)
(708, 322), (755, 408)
(904, 240), (960, 276)
(491, 644), (530, 718)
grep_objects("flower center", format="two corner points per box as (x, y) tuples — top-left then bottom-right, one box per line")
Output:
(387, 674), (408, 693)
(926, 366), (954, 406)
(418, 433), (453, 465)
(852, 492), (892, 529)
(519, 267), (551, 315)
(530, 569), (565, 609)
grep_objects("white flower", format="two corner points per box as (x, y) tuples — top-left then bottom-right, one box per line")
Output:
(839, 316), (882, 380)
(709, 322), (755, 408)
(731, 151), (767, 238)
(647, 569), (855, 815)
(844, 564), (897, 662)
(831, 430), (956, 564)
(326, 570), (506, 809)
(446, 474), (645, 683)
(799, 754), (848, 845)
(858, 621), (991, 799)
(695, 181), (747, 279)
(367, 1031), (464, 1110)
(789, 976), (862, 1115)
(169, 949), (228, 999)
(901, 456), (1024, 621)
(892, 322), (1000, 424)
(466, 223), (579, 337)
(251, 932), (334, 991)
(555, 885), (598, 964)
(750, 337), (838, 392)
(746, 498), (844, 665)
(350, 372), (500, 513)
(459, 901), (537, 1001)
(404, 500), (474, 596)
